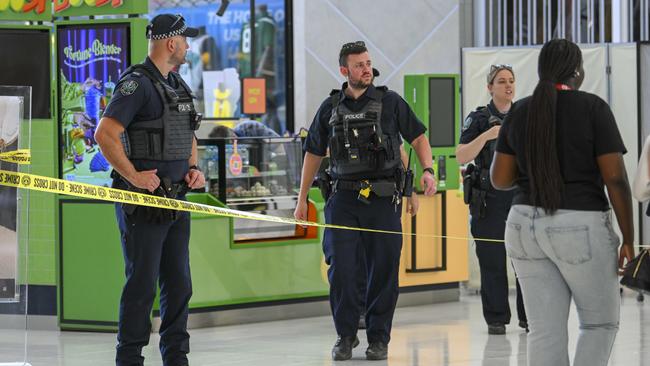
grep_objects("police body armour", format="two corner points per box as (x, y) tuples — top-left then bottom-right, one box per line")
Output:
(474, 105), (503, 171)
(327, 87), (401, 180)
(120, 64), (199, 161)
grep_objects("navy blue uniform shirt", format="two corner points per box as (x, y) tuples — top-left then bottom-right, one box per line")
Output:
(460, 100), (507, 145)
(460, 100), (513, 202)
(304, 83), (426, 162)
(103, 57), (189, 184)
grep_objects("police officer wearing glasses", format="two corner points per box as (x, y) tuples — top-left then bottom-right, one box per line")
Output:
(457, 64), (527, 335)
(294, 41), (437, 361)
(95, 13), (205, 366)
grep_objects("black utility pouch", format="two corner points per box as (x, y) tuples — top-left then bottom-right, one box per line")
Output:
(402, 170), (414, 197)
(190, 111), (202, 130)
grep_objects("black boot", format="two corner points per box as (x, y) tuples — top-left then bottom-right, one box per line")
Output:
(488, 323), (506, 335)
(332, 335), (359, 361)
(518, 320), (529, 333)
(365, 341), (388, 360)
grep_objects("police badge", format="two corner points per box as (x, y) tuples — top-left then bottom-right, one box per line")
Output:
(462, 116), (473, 131)
(120, 80), (139, 96)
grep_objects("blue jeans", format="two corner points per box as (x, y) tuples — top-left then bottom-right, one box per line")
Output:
(505, 205), (620, 366)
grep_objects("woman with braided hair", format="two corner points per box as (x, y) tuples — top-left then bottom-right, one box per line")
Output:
(491, 39), (635, 366)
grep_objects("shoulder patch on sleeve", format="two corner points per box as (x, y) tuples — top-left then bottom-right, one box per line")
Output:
(462, 116), (473, 131)
(119, 80), (139, 96)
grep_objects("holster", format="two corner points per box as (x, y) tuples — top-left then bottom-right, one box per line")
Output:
(462, 164), (488, 218)
(113, 171), (188, 224)
(463, 164), (476, 204)
(469, 188), (487, 218)
(317, 170), (332, 201)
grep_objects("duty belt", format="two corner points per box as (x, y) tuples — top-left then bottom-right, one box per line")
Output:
(333, 179), (396, 197)
(111, 170), (189, 199)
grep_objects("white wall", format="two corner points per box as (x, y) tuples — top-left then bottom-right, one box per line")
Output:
(609, 44), (639, 248)
(462, 45), (608, 119)
(294, 0), (462, 130)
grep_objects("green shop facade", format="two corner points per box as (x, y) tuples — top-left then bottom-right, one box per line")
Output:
(0, 0), (330, 332)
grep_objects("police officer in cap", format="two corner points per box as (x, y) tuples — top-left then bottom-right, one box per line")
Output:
(95, 13), (205, 366)
(294, 41), (436, 361)
(457, 64), (527, 335)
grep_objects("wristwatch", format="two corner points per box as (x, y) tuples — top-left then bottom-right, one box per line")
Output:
(423, 167), (435, 176)
(189, 165), (201, 172)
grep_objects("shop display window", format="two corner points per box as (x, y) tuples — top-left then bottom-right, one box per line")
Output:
(197, 136), (303, 242)
(150, 0), (293, 134)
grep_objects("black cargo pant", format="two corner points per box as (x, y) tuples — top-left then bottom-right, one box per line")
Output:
(115, 203), (192, 366)
(323, 190), (402, 344)
(471, 195), (527, 326)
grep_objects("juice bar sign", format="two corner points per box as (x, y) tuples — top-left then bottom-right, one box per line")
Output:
(0, 0), (124, 16)
(63, 40), (122, 68)
(54, 0), (124, 13)
(0, 0), (47, 14)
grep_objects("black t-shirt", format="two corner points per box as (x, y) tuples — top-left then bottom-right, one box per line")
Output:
(303, 83), (426, 178)
(103, 57), (189, 184)
(496, 90), (626, 211)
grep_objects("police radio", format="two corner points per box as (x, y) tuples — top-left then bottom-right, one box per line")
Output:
(402, 149), (414, 197)
(190, 111), (202, 130)
(488, 115), (502, 127)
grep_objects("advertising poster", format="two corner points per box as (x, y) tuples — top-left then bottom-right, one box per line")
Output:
(58, 23), (130, 187)
(154, 0), (287, 133)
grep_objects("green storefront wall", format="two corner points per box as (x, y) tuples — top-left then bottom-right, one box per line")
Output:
(60, 189), (328, 331)
(3, 2), (331, 329)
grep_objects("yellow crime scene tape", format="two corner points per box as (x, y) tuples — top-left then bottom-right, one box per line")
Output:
(2, 151), (647, 248)
(0, 149), (31, 164)
(0, 167), (507, 243)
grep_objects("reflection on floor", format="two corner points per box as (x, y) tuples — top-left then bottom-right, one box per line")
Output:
(1, 292), (650, 365)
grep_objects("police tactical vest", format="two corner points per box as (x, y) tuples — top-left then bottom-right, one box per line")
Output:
(327, 87), (401, 180)
(120, 64), (197, 161)
(474, 105), (504, 172)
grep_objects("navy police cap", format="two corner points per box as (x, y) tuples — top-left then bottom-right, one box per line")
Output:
(146, 13), (199, 40)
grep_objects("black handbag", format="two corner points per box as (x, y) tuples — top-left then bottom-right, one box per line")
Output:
(620, 249), (650, 293)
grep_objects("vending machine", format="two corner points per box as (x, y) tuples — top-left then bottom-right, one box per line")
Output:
(404, 74), (461, 191)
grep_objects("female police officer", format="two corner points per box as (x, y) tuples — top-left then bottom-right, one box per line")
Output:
(456, 64), (526, 335)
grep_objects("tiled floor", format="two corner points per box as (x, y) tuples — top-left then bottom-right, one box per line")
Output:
(2, 291), (650, 365)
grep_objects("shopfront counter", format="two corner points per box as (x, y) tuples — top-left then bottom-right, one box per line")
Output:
(59, 188), (327, 331)
(399, 190), (469, 288)
(58, 137), (468, 331)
